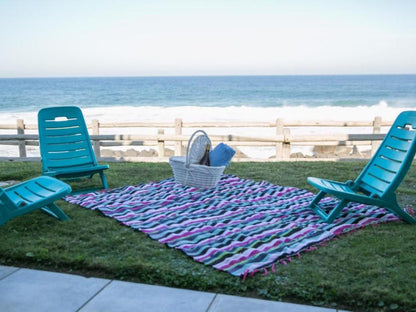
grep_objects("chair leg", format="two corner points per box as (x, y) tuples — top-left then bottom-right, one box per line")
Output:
(0, 209), (9, 227)
(41, 203), (70, 221)
(0, 217), (8, 227)
(100, 171), (108, 189)
(309, 191), (348, 223)
(386, 202), (416, 224)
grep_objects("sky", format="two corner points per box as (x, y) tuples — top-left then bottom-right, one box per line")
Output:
(1, 0), (416, 78)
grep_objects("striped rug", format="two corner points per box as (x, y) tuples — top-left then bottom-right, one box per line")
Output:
(65, 175), (398, 277)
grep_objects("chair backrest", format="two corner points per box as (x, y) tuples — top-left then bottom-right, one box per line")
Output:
(38, 106), (98, 173)
(355, 111), (416, 198)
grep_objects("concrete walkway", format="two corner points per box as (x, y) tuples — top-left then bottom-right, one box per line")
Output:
(0, 265), (349, 312)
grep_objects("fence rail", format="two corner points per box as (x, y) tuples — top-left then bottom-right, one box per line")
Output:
(0, 117), (391, 162)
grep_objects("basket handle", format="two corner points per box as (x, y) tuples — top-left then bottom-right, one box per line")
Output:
(185, 130), (211, 168)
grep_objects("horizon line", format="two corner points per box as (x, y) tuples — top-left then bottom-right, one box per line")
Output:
(1, 73), (416, 79)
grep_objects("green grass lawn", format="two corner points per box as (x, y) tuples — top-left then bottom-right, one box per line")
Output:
(1, 161), (416, 312)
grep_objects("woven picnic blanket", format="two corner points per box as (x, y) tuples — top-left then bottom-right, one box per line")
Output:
(65, 175), (398, 277)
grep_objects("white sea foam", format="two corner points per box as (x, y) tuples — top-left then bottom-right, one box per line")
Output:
(0, 100), (403, 124)
(0, 102), (413, 158)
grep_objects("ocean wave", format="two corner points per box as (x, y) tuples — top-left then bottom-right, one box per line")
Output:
(0, 103), (413, 126)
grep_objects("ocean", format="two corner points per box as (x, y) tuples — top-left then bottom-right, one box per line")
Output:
(1, 75), (416, 158)
(1, 75), (416, 113)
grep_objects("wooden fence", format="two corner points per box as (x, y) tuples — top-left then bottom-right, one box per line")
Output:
(0, 117), (390, 162)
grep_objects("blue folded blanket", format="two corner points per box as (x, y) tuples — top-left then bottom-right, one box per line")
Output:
(209, 143), (235, 167)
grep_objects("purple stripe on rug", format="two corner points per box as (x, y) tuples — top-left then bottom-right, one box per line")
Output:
(65, 175), (399, 277)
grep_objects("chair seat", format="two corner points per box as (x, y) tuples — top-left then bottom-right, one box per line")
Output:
(307, 177), (386, 207)
(44, 164), (109, 178)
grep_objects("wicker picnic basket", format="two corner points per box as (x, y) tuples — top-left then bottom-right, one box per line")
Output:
(169, 130), (226, 188)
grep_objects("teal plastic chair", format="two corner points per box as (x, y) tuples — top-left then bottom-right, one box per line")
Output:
(38, 106), (109, 193)
(0, 176), (71, 226)
(308, 111), (416, 224)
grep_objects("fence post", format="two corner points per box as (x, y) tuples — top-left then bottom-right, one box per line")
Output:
(92, 119), (101, 158)
(282, 128), (291, 159)
(158, 129), (165, 158)
(276, 119), (290, 159)
(275, 119), (283, 159)
(17, 119), (27, 158)
(371, 116), (381, 156)
(175, 118), (183, 156)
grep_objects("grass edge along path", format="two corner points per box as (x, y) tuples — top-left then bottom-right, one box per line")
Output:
(0, 161), (416, 312)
